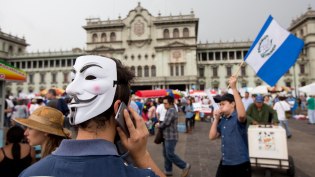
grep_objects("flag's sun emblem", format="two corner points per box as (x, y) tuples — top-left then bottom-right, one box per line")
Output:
(258, 35), (276, 58)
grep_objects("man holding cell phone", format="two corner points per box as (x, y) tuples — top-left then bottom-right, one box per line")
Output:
(19, 55), (165, 177)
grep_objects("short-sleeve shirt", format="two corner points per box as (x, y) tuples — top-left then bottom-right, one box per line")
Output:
(19, 139), (158, 177)
(217, 111), (249, 165)
(307, 97), (315, 110)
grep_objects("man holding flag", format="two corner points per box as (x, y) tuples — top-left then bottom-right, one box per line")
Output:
(244, 15), (304, 86)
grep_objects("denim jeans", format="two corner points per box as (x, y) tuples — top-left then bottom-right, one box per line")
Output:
(279, 120), (292, 136)
(163, 140), (187, 172)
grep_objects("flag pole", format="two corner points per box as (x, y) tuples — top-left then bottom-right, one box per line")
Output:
(227, 61), (245, 89)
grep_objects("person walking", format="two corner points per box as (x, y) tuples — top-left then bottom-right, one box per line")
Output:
(184, 98), (194, 133)
(209, 76), (251, 177)
(158, 95), (191, 177)
(307, 95), (315, 124)
(14, 106), (70, 159)
(17, 55), (164, 177)
(0, 126), (36, 177)
(273, 96), (292, 138)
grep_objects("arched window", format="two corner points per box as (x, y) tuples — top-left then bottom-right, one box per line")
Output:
(8, 45), (13, 54)
(130, 66), (136, 75)
(137, 66), (142, 77)
(92, 33), (98, 43)
(101, 33), (107, 42)
(183, 28), (189, 37)
(163, 29), (170, 38)
(151, 65), (156, 77)
(110, 32), (116, 42)
(173, 28), (179, 38)
(144, 65), (149, 77)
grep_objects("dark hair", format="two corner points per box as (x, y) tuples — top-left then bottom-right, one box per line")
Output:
(6, 126), (25, 159)
(163, 95), (174, 105)
(48, 89), (57, 96)
(78, 57), (134, 129)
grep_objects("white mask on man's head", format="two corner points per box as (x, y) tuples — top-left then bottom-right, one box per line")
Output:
(66, 55), (117, 125)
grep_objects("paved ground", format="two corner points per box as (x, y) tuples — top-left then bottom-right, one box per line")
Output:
(147, 114), (315, 177)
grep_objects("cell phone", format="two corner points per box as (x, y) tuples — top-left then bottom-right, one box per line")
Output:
(115, 102), (132, 138)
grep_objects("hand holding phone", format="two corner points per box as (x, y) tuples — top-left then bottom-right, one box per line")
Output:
(115, 102), (132, 137)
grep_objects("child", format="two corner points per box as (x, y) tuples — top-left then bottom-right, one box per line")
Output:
(209, 76), (251, 177)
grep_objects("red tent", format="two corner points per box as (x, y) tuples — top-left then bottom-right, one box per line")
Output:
(135, 90), (167, 98)
(135, 89), (182, 99)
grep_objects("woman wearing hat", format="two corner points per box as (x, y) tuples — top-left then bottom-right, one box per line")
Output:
(14, 106), (70, 159)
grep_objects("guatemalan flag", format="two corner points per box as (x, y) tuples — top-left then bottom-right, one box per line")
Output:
(244, 15), (304, 86)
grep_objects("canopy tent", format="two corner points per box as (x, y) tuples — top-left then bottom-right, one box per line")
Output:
(299, 83), (315, 95)
(250, 85), (269, 95)
(135, 89), (182, 99)
(189, 90), (217, 97)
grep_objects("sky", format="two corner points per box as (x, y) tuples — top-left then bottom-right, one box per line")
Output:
(0, 0), (314, 52)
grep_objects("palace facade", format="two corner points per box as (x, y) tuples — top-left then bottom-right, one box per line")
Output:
(2, 4), (315, 96)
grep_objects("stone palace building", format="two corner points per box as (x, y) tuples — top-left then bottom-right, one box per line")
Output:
(1, 3), (315, 96)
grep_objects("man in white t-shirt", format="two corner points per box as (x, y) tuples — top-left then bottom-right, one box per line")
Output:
(242, 91), (253, 111)
(156, 97), (167, 122)
(273, 96), (292, 138)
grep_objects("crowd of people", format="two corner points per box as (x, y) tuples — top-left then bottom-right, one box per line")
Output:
(1, 54), (314, 177)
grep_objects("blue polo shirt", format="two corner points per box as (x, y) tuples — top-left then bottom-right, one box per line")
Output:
(217, 111), (249, 165)
(19, 139), (158, 177)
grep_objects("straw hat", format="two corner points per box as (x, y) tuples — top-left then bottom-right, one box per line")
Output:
(14, 106), (69, 137)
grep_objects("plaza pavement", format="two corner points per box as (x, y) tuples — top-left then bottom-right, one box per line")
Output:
(147, 113), (315, 177)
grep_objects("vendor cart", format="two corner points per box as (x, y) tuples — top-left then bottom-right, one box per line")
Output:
(248, 125), (295, 177)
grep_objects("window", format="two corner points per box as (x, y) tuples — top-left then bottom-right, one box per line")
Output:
(236, 51), (242, 59)
(44, 60), (48, 68)
(301, 81), (306, 86)
(144, 65), (149, 77)
(21, 61), (25, 69)
(209, 52), (214, 60)
(241, 82), (247, 88)
(67, 59), (72, 67)
(151, 65), (156, 77)
(226, 66), (232, 77)
(175, 65), (179, 76)
(138, 54), (141, 60)
(8, 46), (13, 54)
(229, 51), (235, 60)
(63, 72), (68, 83)
(201, 53), (207, 61)
(222, 52), (227, 60)
(300, 29), (304, 37)
(241, 66), (246, 76)
(213, 67), (218, 77)
(130, 66), (136, 75)
(215, 52), (221, 60)
(173, 28), (179, 38)
(27, 61), (31, 69)
(181, 65), (184, 76)
(56, 60), (60, 67)
(16, 62), (20, 68)
(300, 64), (305, 74)
(170, 65), (174, 76)
(110, 32), (116, 41)
(18, 48), (22, 53)
(38, 61), (43, 68)
(52, 73), (57, 83)
(40, 73), (45, 84)
(50, 60), (54, 67)
(131, 55), (134, 60)
(183, 28), (189, 37)
(33, 61), (37, 68)
(199, 67), (205, 77)
(92, 33), (98, 43)
(243, 51), (248, 58)
(29, 74), (34, 84)
(101, 33), (107, 42)
(163, 29), (170, 38)
(61, 59), (66, 67)
(137, 66), (142, 77)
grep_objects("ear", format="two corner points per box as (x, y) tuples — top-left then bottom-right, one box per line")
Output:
(113, 100), (121, 114)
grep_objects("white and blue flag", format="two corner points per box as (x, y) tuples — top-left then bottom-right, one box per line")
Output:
(244, 15), (304, 86)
